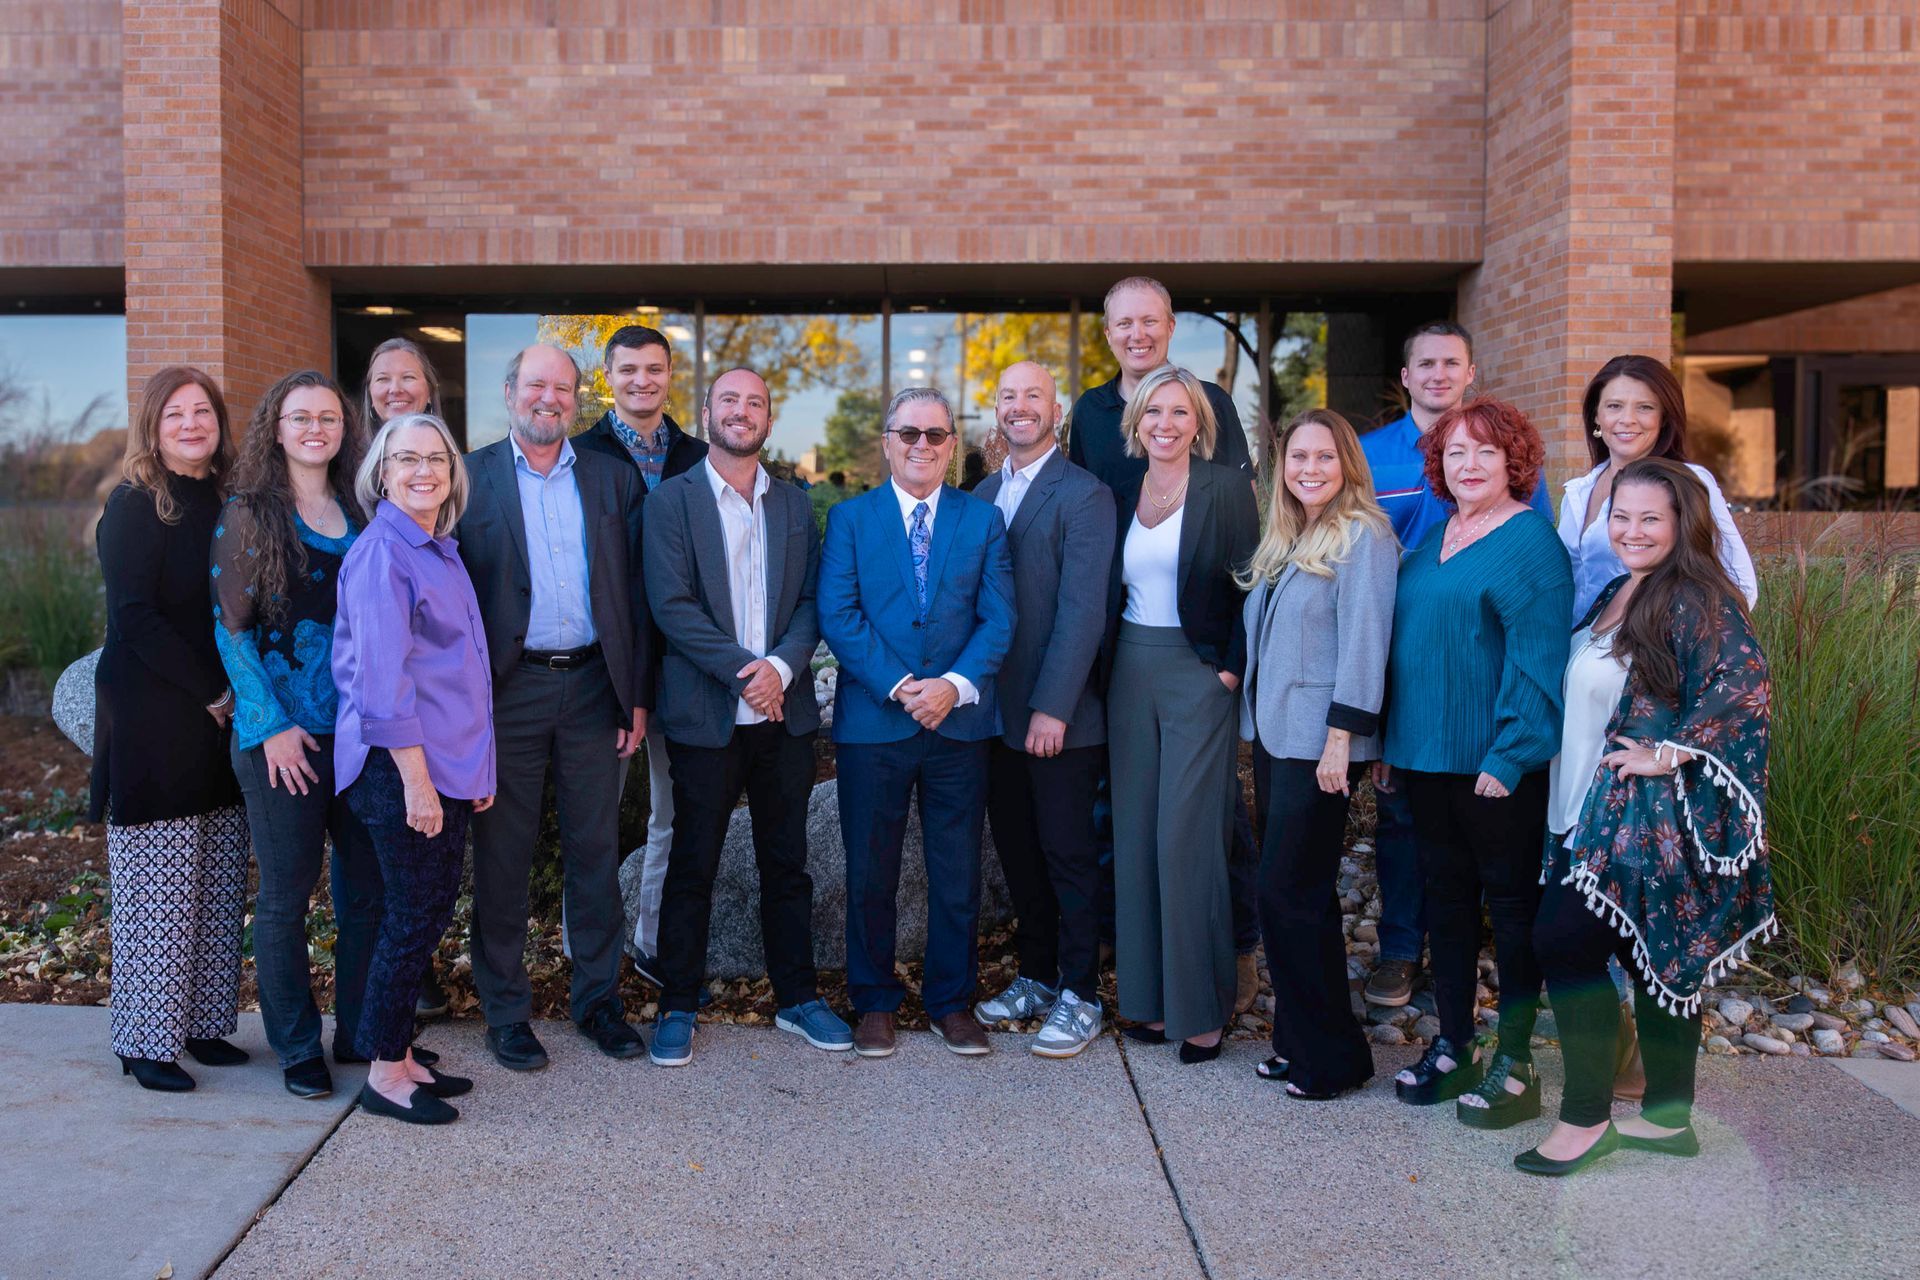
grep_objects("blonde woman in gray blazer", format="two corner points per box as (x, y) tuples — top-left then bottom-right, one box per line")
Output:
(1238, 409), (1398, 1100)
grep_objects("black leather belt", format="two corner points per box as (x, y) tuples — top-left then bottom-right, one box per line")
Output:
(519, 641), (601, 671)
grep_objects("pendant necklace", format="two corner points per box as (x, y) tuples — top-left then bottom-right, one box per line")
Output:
(1443, 503), (1503, 558)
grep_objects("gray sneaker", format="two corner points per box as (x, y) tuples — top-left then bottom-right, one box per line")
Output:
(1031, 990), (1103, 1058)
(973, 975), (1057, 1025)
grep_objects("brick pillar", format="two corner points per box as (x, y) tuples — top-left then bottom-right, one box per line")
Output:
(122, 0), (328, 428)
(1459, 0), (1677, 487)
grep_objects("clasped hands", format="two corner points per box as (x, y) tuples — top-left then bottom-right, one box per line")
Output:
(895, 674), (958, 730)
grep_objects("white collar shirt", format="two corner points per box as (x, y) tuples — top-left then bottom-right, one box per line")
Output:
(993, 445), (1056, 528)
(704, 462), (793, 722)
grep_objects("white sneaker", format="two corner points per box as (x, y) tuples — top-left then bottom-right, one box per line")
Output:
(972, 975), (1057, 1025)
(1031, 990), (1102, 1058)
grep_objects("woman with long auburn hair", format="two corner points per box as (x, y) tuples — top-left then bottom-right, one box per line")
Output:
(91, 366), (248, 1091)
(1237, 409), (1397, 1098)
(1520, 457), (1772, 1176)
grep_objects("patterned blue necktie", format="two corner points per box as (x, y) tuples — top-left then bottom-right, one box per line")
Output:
(910, 501), (931, 614)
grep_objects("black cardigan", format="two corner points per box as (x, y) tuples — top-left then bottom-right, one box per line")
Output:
(1103, 458), (1259, 677)
(89, 475), (241, 825)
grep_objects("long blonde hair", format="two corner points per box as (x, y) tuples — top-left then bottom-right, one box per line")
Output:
(1238, 409), (1387, 585)
(122, 366), (236, 524)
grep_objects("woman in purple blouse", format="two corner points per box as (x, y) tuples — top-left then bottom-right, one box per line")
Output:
(334, 412), (495, 1125)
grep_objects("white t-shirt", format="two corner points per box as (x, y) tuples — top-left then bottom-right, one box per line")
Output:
(1121, 510), (1184, 627)
(1548, 623), (1631, 840)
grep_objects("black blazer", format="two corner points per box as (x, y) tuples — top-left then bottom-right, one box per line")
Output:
(573, 410), (708, 487)
(973, 450), (1116, 752)
(456, 439), (654, 720)
(642, 462), (821, 748)
(1104, 457), (1259, 678)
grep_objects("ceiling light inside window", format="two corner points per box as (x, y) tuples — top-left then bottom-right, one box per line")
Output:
(417, 325), (464, 343)
(664, 325), (694, 343)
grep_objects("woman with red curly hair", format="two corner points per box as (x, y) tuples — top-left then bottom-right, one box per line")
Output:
(1375, 397), (1572, 1125)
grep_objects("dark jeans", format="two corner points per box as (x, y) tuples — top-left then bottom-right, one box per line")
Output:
(837, 733), (988, 1021)
(233, 734), (382, 1070)
(1404, 769), (1548, 1062)
(1373, 781), (1429, 964)
(657, 724), (819, 1014)
(1255, 752), (1373, 1094)
(347, 749), (471, 1062)
(987, 741), (1102, 1000)
(1535, 876), (1703, 1128)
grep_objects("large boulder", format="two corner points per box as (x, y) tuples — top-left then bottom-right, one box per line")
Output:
(619, 777), (1013, 980)
(52, 649), (100, 754)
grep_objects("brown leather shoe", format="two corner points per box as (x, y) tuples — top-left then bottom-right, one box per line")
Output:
(933, 1011), (991, 1056)
(1234, 952), (1260, 1016)
(853, 1011), (896, 1058)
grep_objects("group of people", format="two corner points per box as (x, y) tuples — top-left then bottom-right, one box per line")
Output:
(90, 275), (1773, 1177)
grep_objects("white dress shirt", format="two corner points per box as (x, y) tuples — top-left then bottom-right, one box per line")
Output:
(1557, 461), (1758, 623)
(993, 444), (1057, 528)
(885, 478), (979, 708)
(705, 462), (794, 723)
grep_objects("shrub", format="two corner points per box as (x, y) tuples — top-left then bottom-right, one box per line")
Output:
(0, 507), (103, 683)
(1753, 544), (1920, 989)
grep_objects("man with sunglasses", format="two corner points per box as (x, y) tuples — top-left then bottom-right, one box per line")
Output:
(818, 387), (1015, 1058)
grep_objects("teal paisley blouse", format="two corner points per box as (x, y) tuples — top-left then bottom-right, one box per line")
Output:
(1547, 576), (1773, 1018)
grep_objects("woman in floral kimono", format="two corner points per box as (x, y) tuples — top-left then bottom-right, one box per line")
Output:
(1520, 456), (1772, 1176)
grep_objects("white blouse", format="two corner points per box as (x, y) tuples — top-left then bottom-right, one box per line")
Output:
(1548, 624), (1631, 840)
(1557, 461), (1758, 624)
(1121, 509), (1183, 627)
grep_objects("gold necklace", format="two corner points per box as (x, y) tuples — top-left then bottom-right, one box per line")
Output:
(1147, 473), (1189, 510)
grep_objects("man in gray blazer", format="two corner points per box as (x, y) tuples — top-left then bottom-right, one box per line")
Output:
(972, 362), (1116, 1057)
(640, 368), (852, 1067)
(458, 344), (650, 1071)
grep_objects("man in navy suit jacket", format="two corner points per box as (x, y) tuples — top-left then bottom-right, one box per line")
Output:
(818, 387), (1015, 1059)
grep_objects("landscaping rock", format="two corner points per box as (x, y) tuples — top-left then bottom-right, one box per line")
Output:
(1367, 1023), (1405, 1046)
(1784, 994), (1816, 1015)
(1789, 1043), (1811, 1057)
(1811, 1028), (1846, 1056)
(1876, 1041), (1917, 1062)
(1704, 1035), (1733, 1053)
(1862, 1030), (1891, 1044)
(1717, 997), (1755, 1028)
(1884, 1005), (1920, 1040)
(51, 650), (99, 754)
(1413, 1015), (1442, 1041)
(1809, 1011), (1849, 1033)
(1771, 1013), (1816, 1033)
(1741, 1033), (1790, 1056)
(1852, 1045), (1884, 1059)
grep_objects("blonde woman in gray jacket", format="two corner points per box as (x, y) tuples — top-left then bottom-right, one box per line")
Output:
(1239, 409), (1398, 1099)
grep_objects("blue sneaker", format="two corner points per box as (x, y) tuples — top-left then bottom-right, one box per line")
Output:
(774, 999), (853, 1051)
(650, 1010), (696, 1067)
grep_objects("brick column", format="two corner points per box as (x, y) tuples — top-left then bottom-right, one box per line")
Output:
(1459, 0), (1678, 486)
(122, 0), (328, 427)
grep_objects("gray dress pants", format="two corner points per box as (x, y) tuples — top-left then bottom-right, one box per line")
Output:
(1108, 623), (1238, 1042)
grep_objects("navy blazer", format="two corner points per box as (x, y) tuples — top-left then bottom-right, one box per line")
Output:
(973, 450), (1115, 751)
(817, 482), (1015, 744)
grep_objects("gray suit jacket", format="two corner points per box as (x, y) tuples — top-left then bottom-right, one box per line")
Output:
(642, 461), (821, 748)
(457, 437), (651, 723)
(974, 449), (1116, 751)
(1238, 518), (1397, 762)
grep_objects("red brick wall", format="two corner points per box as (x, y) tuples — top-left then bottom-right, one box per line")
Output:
(1459, 0), (1677, 486)
(1689, 283), (1920, 355)
(298, 1), (1489, 270)
(1675, 2), (1920, 263)
(0, 0), (121, 269)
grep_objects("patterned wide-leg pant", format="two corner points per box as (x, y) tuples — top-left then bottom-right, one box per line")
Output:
(107, 804), (250, 1061)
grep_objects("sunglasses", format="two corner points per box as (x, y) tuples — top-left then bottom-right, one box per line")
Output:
(889, 428), (955, 446)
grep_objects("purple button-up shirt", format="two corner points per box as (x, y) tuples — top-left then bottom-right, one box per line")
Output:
(332, 500), (495, 799)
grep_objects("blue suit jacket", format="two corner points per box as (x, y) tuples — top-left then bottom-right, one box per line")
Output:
(818, 483), (1015, 744)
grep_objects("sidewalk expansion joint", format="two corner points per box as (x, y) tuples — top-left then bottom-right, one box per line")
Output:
(1114, 1032), (1215, 1280)
(202, 1094), (363, 1278)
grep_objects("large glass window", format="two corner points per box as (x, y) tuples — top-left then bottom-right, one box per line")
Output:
(0, 311), (127, 503)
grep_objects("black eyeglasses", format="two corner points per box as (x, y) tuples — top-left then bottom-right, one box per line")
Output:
(889, 428), (954, 446)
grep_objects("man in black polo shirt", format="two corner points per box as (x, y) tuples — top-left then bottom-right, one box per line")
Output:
(1066, 276), (1262, 1016)
(573, 324), (708, 986)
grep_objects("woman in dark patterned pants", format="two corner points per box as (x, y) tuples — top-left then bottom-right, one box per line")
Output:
(92, 367), (250, 1092)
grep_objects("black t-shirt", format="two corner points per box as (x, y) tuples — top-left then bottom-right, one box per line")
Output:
(1065, 375), (1253, 494)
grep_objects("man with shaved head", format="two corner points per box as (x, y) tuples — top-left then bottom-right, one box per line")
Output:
(972, 362), (1116, 1057)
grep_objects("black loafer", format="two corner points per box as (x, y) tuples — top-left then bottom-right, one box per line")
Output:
(358, 1082), (458, 1126)
(1515, 1123), (1620, 1177)
(283, 1057), (334, 1099)
(185, 1037), (250, 1067)
(1121, 1025), (1167, 1045)
(1395, 1036), (1482, 1105)
(486, 1021), (550, 1071)
(335, 1041), (440, 1068)
(1619, 1125), (1699, 1157)
(578, 1005), (646, 1060)
(420, 1065), (473, 1098)
(120, 1055), (195, 1092)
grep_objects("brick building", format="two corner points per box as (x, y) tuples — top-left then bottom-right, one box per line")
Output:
(3, 1), (1917, 504)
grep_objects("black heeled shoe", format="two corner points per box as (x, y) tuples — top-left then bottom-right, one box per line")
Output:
(357, 1082), (458, 1126)
(283, 1057), (334, 1099)
(1515, 1123), (1620, 1177)
(1456, 1053), (1542, 1130)
(1618, 1125), (1699, 1157)
(1286, 1078), (1366, 1102)
(1394, 1036), (1482, 1105)
(1178, 1038), (1224, 1064)
(185, 1037), (250, 1067)
(419, 1065), (473, 1099)
(1255, 1056), (1290, 1082)
(1121, 1025), (1167, 1045)
(120, 1055), (195, 1092)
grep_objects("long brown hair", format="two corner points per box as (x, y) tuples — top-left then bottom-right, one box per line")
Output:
(1611, 456), (1747, 703)
(1237, 409), (1388, 585)
(228, 370), (367, 626)
(123, 366), (235, 523)
(1582, 354), (1689, 467)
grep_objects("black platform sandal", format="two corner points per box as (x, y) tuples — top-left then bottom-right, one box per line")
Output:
(1394, 1036), (1482, 1105)
(1455, 1053), (1541, 1129)
(1255, 1056), (1290, 1082)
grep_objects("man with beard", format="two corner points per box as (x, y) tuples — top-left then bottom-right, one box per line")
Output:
(459, 344), (651, 1071)
(971, 362), (1115, 1057)
(640, 368), (851, 1067)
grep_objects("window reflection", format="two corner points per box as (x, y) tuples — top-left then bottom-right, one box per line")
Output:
(0, 313), (128, 503)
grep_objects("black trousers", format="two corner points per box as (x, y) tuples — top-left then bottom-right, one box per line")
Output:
(1255, 752), (1373, 1094)
(1535, 876), (1703, 1127)
(657, 724), (820, 1014)
(1404, 769), (1547, 1062)
(986, 741), (1102, 1000)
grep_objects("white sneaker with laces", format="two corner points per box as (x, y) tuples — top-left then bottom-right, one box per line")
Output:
(972, 975), (1058, 1026)
(1031, 990), (1102, 1058)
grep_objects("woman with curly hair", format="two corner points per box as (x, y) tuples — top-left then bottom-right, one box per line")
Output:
(1519, 457), (1772, 1176)
(1376, 397), (1572, 1122)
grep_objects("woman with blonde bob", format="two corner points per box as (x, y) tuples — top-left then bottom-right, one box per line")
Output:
(332, 413), (494, 1124)
(1237, 409), (1398, 1098)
